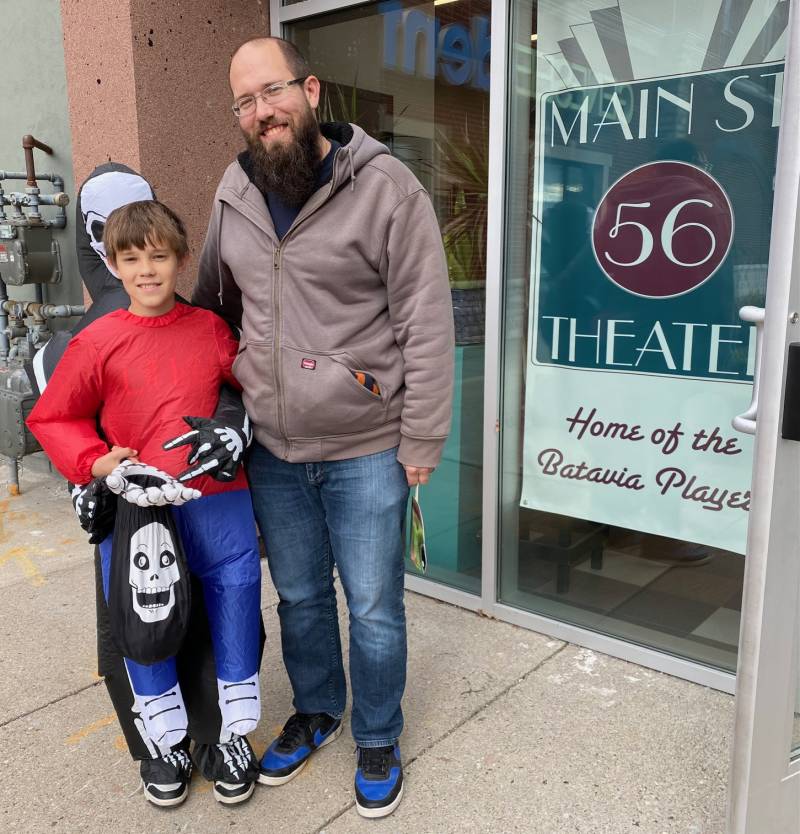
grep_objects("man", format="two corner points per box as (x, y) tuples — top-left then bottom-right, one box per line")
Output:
(193, 36), (454, 819)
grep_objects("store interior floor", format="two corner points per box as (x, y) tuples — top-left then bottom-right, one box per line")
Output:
(511, 513), (744, 672)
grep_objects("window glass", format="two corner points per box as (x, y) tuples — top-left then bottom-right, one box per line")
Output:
(499, 0), (786, 671)
(288, 0), (491, 594)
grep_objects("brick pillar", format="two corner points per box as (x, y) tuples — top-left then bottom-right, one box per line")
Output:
(60, 0), (269, 294)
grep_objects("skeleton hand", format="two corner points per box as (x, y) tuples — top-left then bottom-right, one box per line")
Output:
(68, 478), (116, 543)
(106, 460), (201, 506)
(162, 416), (252, 483)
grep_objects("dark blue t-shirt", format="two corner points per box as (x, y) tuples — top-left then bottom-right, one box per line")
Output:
(267, 139), (340, 240)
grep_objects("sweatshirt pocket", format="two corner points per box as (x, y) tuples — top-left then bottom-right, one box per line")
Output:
(280, 345), (391, 439)
(232, 341), (280, 434)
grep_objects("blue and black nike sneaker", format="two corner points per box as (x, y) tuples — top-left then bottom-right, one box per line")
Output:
(354, 743), (404, 818)
(258, 712), (342, 785)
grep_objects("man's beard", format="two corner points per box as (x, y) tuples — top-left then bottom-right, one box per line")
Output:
(245, 108), (322, 208)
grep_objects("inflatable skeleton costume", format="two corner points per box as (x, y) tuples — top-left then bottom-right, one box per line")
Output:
(26, 165), (263, 767)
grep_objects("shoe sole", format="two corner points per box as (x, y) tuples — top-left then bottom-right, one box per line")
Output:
(142, 780), (188, 808)
(213, 780), (255, 805)
(258, 724), (343, 786)
(355, 784), (404, 819)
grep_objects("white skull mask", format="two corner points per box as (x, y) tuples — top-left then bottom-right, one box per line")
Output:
(80, 171), (154, 274)
(129, 521), (180, 623)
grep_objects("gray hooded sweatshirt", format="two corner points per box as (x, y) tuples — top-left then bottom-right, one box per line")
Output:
(192, 123), (454, 468)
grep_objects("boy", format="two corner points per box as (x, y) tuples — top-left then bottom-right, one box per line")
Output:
(27, 201), (263, 807)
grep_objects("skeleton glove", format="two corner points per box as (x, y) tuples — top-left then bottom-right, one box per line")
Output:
(162, 416), (252, 483)
(106, 460), (201, 506)
(69, 478), (117, 544)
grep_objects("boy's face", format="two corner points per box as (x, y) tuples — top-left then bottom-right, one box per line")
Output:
(113, 240), (182, 317)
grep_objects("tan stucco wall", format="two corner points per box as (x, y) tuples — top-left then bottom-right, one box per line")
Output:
(60, 0), (269, 294)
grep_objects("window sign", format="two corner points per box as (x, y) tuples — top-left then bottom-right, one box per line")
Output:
(522, 60), (782, 553)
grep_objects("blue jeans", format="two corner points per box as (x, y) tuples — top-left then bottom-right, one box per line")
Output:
(248, 442), (409, 747)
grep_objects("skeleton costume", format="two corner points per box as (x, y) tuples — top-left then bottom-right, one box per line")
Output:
(26, 164), (263, 763)
(28, 302), (263, 752)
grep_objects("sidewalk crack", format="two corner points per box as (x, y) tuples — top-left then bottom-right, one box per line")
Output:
(0, 680), (104, 729)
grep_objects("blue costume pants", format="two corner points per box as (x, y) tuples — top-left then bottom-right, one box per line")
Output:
(99, 489), (262, 749)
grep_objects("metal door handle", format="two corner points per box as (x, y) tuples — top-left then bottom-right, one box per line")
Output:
(732, 306), (765, 435)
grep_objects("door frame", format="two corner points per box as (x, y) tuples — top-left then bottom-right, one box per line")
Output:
(728, 0), (800, 829)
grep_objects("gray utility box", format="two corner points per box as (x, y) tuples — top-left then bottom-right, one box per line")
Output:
(0, 225), (62, 285)
(0, 362), (41, 458)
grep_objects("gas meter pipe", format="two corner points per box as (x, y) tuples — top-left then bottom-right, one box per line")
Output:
(0, 280), (8, 360)
(0, 171), (67, 228)
(21, 135), (53, 187)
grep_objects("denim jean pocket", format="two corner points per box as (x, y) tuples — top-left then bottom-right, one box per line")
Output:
(280, 345), (390, 439)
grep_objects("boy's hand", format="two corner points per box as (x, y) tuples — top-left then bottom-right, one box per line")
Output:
(91, 445), (138, 478)
(162, 416), (251, 482)
(106, 460), (201, 506)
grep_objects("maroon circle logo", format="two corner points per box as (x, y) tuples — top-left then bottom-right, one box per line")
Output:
(591, 161), (734, 298)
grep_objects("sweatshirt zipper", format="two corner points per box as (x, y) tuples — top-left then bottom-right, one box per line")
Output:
(272, 244), (289, 451)
(269, 148), (345, 454)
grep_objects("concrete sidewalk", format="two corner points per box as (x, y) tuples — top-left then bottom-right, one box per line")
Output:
(0, 461), (733, 834)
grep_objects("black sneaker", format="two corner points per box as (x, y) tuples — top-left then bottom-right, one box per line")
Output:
(193, 734), (259, 805)
(258, 712), (342, 785)
(354, 744), (404, 818)
(140, 748), (192, 807)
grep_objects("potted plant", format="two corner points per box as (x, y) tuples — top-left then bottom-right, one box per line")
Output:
(435, 118), (488, 345)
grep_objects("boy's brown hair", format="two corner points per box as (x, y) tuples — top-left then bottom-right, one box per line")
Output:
(103, 200), (190, 263)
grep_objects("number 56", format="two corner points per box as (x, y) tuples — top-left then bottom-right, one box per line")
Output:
(604, 199), (717, 268)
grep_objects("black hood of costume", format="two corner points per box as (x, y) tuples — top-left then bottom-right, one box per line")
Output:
(30, 163), (157, 392)
(76, 162), (156, 302)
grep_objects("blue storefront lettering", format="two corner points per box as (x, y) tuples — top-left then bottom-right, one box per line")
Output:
(379, 0), (490, 91)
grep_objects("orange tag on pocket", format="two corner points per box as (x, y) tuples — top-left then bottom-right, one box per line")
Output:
(351, 370), (380, 395)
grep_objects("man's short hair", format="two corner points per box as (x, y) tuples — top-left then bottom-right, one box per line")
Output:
(229, 36), (311, 81)
(103, 200), (190, 263)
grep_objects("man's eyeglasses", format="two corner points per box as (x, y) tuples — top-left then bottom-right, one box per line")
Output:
(231, 77), (308, 118)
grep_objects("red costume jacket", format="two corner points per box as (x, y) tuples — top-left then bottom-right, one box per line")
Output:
(27, 303), (247, 495)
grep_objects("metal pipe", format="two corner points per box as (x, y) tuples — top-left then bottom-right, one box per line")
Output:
(51, 176), (66, 227)
(1, 300), (86, 319)
(0, 171), (59, 182)
(0, 280), (9, 361)
(5, 455), (19, 497)
(39, 303), (85, 318)
(21, 135), (53, 187)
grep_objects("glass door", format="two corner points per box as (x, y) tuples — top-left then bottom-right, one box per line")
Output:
(496, 0), (789, 682)
(728, 6), (800, 829)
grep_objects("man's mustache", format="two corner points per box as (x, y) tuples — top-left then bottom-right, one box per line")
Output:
(254, 118), (290, 134)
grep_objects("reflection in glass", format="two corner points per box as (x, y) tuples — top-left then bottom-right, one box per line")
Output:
(288, 0), (490, 594)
